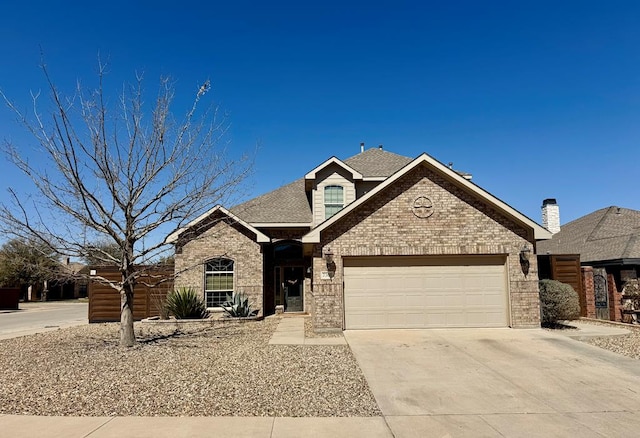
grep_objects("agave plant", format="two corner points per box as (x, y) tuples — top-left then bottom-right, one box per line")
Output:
(222, 292), (258, 318)
(165, 287), (209, 319)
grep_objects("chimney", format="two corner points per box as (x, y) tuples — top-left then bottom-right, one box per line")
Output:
(541, 198), (560, 234)
(378, 144), (383, 150)
(360, 142), (364, 153)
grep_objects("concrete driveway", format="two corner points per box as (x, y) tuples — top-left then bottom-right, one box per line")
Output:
(345, 328), (640, 437)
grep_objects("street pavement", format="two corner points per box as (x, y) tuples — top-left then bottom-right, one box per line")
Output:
(0, 300), (88, 340)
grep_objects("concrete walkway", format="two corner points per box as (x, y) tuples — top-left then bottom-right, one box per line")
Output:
(268, 316), (346, 345)
(557, 320), (631, 340)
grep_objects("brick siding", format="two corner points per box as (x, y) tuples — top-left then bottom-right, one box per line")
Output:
(310, 164), (540, 329)
(608, 273), (623, 322)
(581, 266), (596, 318)
(174, 215), (263, 315)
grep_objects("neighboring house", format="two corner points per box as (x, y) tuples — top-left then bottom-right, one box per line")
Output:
(169, 146), (551, 330)
(537, 206), (640, 321)
(47, 260), (90, 300)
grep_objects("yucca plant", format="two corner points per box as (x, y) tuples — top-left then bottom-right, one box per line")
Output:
(165, 287), (209, 319)
(222, 292), (258, 318)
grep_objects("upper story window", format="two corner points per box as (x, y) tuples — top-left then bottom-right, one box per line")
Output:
(204, 258), (234, 307)
(324, 185), (344, 219)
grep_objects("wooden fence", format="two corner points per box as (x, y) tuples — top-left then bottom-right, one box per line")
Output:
(88, 266), (174, 323)
(537, 254), (585, 315)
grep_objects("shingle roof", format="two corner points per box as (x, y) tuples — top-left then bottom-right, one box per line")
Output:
(537, 206), (640, 263)
(230, 179), (312, 224)
(343, 148), (413, 177)
(231, 148), (413, 224)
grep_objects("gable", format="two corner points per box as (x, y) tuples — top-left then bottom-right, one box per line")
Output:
(167, 206), (270, 246)
(310, 163), (357, 226)
(303, 153), (550, 243)
(316, 164), (531, 247)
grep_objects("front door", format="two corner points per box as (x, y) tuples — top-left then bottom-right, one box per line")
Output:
(275, 266), (304, 312)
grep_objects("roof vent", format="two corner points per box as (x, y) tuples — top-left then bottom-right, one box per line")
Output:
(360, 142), (365, 153)
(378, 144), (383, 150)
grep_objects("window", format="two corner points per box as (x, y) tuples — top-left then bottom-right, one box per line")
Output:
(204, 258), (234, 307)
(324, 185), (344, 219)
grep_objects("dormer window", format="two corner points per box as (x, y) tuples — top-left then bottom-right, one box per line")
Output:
(324, 185), (344, 219)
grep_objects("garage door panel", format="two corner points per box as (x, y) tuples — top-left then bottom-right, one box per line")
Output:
(344, 256), (508, 329)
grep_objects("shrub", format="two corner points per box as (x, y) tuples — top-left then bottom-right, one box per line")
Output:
(539, 279), (580, 325)
(165, 287), (209, 319)
(222, 292), (258, 318)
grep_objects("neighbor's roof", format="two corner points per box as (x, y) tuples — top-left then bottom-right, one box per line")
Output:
(231, 148), (412, 224)
(537, 206), (640, 263)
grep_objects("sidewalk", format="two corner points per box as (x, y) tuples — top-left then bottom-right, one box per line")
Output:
(0, 415), (392, 438)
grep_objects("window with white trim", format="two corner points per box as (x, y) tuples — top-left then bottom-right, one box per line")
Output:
(324, 185), (344, 219)
(204, 258), (234, 307)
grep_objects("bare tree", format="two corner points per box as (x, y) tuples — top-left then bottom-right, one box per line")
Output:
(0, 62), (250, 346)
(82, 239), (123, 266)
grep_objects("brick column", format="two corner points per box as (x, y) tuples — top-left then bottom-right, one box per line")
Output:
(608, 273), (623, 322)
(581, 266), (595, 318)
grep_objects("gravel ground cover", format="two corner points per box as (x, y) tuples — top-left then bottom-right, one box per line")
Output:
(581, 322), (640, 360)
(0, 318), (380, 417)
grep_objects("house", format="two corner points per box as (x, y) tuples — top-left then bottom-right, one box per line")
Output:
(537, 205), (640, 321)
(169, 146), (551, 330)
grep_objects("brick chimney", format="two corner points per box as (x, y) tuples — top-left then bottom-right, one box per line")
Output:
(542, 198), (560, 234)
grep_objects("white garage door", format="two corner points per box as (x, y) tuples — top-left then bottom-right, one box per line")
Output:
(343, 256), (509, 329)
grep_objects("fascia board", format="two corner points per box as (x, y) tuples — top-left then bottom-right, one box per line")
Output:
(166, 205), (271, 244)
(304, 157), (363, 180)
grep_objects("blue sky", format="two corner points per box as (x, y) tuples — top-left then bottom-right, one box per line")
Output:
(1, 0), (639, 228)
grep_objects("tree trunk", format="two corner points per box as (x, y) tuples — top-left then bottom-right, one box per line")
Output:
(120, 284), (136, 347)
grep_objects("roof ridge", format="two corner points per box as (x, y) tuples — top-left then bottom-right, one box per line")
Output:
(343, 147), (411, 162)
(622, 232), (639, 259)
(585, 206), (615, 242)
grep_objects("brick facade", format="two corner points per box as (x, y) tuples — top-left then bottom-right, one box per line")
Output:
(608, 273), (623, 322)
(581, 266), (596, 318)
(310, 165), (540, 330)
(174, 215), (263, 315)
(581, 266), (624, 322)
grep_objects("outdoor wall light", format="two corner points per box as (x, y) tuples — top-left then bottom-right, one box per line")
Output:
(323, 247), (334, 265)
(519, 245), (531, 263)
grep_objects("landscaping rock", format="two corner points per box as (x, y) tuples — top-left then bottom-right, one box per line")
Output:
(0, 319), (380, 417)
